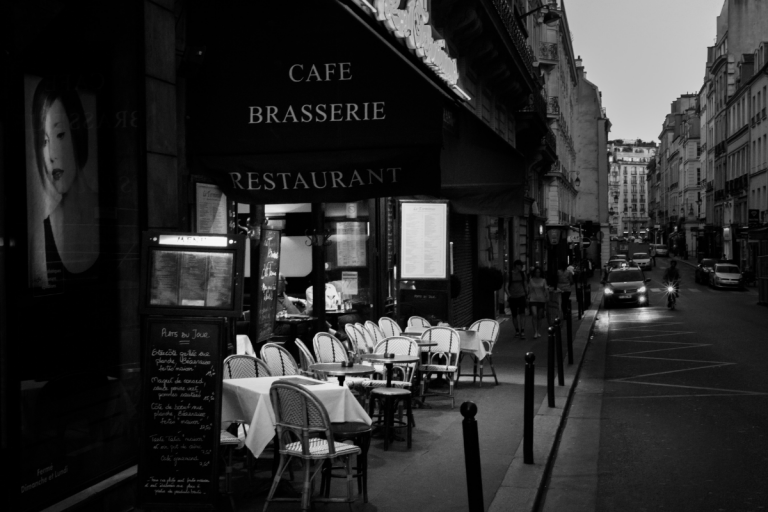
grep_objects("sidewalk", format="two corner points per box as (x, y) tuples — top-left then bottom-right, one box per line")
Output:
(229, 273), (604, 512)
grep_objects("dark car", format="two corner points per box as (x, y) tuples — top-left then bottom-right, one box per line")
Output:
(695, 258), (717, 284)
(602, 268), (651, 309)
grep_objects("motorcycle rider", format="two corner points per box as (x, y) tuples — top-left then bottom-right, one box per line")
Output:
(663, 260), (681, 308)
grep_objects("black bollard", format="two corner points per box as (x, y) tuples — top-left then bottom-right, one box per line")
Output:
(554, 317), (564, 386)
(547, 327), (555, 407)
(460, 401), (484, 512)
(524, 352), (535, 464)
(566, 301), (574, 365)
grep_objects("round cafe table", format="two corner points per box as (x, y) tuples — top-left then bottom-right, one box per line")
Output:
(359, 354), (420, 388)
(309, 363), (375, 387)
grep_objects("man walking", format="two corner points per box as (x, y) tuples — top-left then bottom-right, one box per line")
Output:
(506, 260), (528, 338)
(650, 245), (657, 268)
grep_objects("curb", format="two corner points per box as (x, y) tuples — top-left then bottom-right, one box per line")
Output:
(488, 296), (602, 512)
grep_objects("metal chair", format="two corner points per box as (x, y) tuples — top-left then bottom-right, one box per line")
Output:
(260, 343), (301, 377)
(419, 326), (461, 408)
(364, 337), (420, 389)
(407, 316), (431, 328)
(364, 320), (386, 345)
(223, 354), (272, 379)
(459, 319), (500, 386)
(378, 316), (402, 338)
(312, 333), (367, 388)
(264, 380), (361, 511)
(345, 323), (370, 355)
(293, 339), (319, 379)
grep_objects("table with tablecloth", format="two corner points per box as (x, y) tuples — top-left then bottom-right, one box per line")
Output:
(221, 375), (372, 457)
(403, 326), (487, 360)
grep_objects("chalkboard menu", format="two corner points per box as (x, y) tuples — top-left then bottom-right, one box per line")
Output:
(137, 317), (224, 511)
(254, 229), (281, 343)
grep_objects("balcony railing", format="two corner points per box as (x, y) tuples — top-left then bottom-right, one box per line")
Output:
(539, 42), (558, 61)
(517, 92), (548, 122)
(491, 0), (538, 84)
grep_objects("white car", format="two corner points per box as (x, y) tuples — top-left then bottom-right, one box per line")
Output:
(631, 252), (651, 270)
(709, 263), (743, 289)
(651, 244), (669, 257)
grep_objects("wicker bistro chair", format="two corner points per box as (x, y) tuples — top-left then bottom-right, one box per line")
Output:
(364, 337), (421, 389)
(378, 316), (402, 338)
(220, 429), (245, 510)
(223, 354), (272, 380)
(419, 327), (461, 408)
(364, 320), (386, 345)
(293, 339), (319, 379)
(459, 319), (501, 386)
(407, 316), (431, 328)
(312, 333), (368, 388)
(264, 381), (362, 512)
(260, 343), (301, 377)
(345, 324), (371, 355)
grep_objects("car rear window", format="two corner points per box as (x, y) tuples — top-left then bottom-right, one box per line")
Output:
(607, 271), (644, 283)
(715, 265), (739, 273)
(633, 253), (647, 258)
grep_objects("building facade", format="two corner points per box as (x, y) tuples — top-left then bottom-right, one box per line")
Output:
(608, 140), (656, 242)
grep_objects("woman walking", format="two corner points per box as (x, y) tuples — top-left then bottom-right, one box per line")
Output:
(527, 266), (549, 338)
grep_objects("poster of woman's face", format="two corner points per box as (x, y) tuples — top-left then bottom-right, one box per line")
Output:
(25, 75), (100, 291)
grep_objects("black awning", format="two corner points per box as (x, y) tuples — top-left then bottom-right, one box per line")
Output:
(186, 0), (446, 204)
(439, 107), (526, 217)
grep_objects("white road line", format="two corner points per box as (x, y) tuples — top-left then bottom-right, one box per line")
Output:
(608, 380), (768, 396)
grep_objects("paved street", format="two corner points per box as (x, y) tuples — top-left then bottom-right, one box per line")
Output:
(541, 259), (768, 511)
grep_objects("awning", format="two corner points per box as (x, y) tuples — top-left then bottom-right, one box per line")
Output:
(439, 107), (526, 217)
(187, 0), (446, 204)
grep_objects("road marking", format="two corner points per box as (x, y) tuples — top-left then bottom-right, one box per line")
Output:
(607, 380), (768, 397)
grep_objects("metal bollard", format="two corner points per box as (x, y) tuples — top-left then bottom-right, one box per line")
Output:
(554, 317), (564, 386)
(460, 401), (484, 512)
(547, 327), (555, 407)
(524, 352), (535, 464)
(566, 301), (574, 365)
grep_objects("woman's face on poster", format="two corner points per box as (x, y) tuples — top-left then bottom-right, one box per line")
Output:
(42, 99), (78, 195)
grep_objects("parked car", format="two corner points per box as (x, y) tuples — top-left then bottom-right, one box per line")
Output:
(632, 252), (652, 270)
(709, 263), (743, 289)
(651, 244), (669, 257)
(695, 258), (717, 284)
(603, 268), (651, 308)
(606, 259), (629, 272)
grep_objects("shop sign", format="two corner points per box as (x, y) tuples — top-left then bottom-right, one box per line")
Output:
(547, 228), (561, 246)
(749, 209), (760, 227)
(374, 0), (459, 88)
(188, 1), (443, 204)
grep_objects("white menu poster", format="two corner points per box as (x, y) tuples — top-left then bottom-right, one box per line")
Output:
(400, 202), (448, 279)
(196, 183), (228, 234)
(336, 221), (366, 266)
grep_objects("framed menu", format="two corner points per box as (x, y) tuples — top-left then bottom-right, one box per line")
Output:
(195, 183), (228, 234)
(398, 200), (449, 280)
(137, 317), (224, 511)
(140, 232), (246, 317)
(254, 229), (281, 343)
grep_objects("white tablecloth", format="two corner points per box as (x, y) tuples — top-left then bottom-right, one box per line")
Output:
(221, 376), (371, 457)
(404, 327), (487, 360)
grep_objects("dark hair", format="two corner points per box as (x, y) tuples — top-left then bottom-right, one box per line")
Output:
(32, 77), (89, 186)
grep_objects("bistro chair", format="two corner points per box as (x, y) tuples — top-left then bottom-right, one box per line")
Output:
(407, 316), (431, 328)
(365, 337), (420, 389)
(312, 333), (367, 389)
(293, 339), (319, 379)
(344, 324), (370, 355)
(358, 325), (377, 353)
(364, 320), (386, 345)
(419, 326), (461, 408)
(260, 343), (301, 377)
(378, 316), (402, 338)
(220, 429), (245, 510)
(264, 380), (361, 511)
(223, 355), (272, 380)
(459, 319), (500, 386)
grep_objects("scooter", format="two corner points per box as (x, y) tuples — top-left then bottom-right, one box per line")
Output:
(666, 284), (678, 310)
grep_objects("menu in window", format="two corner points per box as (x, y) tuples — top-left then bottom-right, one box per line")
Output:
(336, 221), (366, 267)
(400, 202), (448, 279)
(195, 183), (228, 234)
(149, 250), (234, 309)
(137, 317), (223, 511)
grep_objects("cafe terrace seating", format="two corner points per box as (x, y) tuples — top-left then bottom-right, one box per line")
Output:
(364, 320), (386, 345)
(223, 355), (272, 380)
(264, 380), (362, 511)
(460, 319), (500, 386)
(260, 343), (301, 377)
(312, 333), (368, 388)
(419, 326), (461, 409)
(363, 337), (420, 389)
(344, 323), (372, 355)
(293, 339), (318, 379)
(378, 316), (402, 338)
(407, 315), (431, 328)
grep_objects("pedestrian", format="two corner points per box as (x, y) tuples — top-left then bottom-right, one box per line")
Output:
(650, 245), (657, 267)
(506, 260), (528, 338)
(556, 261), (574, 317)
(527, 266), (548, 338)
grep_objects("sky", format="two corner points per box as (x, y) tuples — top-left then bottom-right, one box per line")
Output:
(564, 0), (726, 143)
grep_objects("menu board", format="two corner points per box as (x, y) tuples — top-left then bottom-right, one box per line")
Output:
(195, 183), (228, 234)
(137, 317), (224, 511)
(335, 221), (366, 267)
(149, 250), (234, 308)
(400, 201), (448, 279)
(254, 229), (281, 343)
